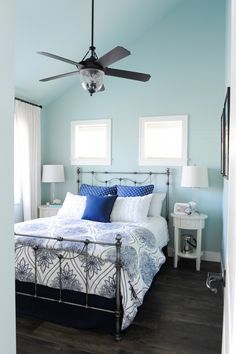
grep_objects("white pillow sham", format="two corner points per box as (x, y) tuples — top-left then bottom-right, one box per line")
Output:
(148, 192), (166, 217)
(110, 194), (152, 223)
(57, 192), (86, 218)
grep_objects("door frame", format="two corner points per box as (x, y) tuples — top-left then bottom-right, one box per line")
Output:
(222, 0), (236, 353)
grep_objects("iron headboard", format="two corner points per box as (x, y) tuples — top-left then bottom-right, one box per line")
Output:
(76, 168), (170, 222)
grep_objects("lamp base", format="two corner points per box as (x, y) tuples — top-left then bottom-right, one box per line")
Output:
(50, 182), (56, 204)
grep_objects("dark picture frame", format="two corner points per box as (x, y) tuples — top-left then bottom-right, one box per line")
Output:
(221, 87), (230, 178)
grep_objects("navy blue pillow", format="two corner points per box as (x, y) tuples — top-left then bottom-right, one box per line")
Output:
(82, 195), (117, 223)
(117, 184), (154, 197)
(79, 184), (117, 197)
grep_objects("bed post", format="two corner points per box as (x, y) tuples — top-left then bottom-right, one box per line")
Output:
(115, 234), (122, 341)
(77, 167), (81, 193)
(166, 168), (170, 223)
(85, 239), (90, 307)
(32, 245), (38, 297)
(58, 254), (63, 302)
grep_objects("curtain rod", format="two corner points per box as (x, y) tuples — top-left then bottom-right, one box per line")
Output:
(15, 97), (42, 109)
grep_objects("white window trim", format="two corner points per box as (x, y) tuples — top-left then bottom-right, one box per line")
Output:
(71, 119), (111, 166)
(139, 115), (188, 166)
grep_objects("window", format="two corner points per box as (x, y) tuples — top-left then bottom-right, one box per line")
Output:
(71, 119), (111, 165)
(139, 115), (188, 166)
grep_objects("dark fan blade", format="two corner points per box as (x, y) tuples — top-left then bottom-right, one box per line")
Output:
(39, 71), (79, 82)
(105, 68), (151, 82)
(97, 46), (130, 68)
(37, 51), (79, 66)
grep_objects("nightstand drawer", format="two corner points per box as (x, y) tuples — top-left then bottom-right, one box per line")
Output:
(180, 218), (205, 230)
(173, 217), (205, 229)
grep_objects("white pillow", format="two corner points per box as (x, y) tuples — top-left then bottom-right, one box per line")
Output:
(57, 192), (86, 218)
(148, 192), (166, 217)
(110, 194), (152, 223)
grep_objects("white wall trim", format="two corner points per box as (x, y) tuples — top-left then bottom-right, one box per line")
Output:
(167, 246), (220, 262)
(202, 251), (221, 262)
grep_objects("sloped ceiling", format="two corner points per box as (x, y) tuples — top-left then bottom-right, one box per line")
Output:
(15, 0), (184, 106)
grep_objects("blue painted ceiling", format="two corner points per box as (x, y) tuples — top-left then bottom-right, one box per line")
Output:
(15, 0), (184, 106)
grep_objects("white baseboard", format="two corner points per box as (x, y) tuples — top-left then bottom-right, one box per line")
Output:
(167, 246), (221, 262)
(202, 251), (221, 262)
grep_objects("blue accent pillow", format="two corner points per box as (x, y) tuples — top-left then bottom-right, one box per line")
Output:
(82, 195), (117, 223)
(117, 184), (154, 197)
(79, 184), (117, 197)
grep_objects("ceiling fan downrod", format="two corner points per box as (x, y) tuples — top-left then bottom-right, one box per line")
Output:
(90, 0), (95, 56)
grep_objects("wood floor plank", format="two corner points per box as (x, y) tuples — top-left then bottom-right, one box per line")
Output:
(16, 258), (223, 354)
(17, 334), (94, 354)
(16, 315), (42, 335)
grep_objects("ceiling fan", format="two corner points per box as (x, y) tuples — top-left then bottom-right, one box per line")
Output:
(38, 0), (151, 96)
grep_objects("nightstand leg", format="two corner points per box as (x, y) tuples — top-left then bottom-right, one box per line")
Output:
(174, 227), (180, 268)
(196, 229), (202, 271)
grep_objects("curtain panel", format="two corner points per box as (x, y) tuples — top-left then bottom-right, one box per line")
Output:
(15, 100), (41, 220)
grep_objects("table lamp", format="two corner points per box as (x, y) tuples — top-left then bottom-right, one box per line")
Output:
(181, 165), (208, 212)
(42, 164), (65, 204)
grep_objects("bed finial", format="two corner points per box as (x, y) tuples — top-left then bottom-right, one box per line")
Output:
(91, 171), (95, 185)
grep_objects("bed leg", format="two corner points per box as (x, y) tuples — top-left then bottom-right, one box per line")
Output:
(115, 311), (121, 341)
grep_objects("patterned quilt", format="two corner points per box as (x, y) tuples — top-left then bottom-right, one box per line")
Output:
(15, 216), (166, 330)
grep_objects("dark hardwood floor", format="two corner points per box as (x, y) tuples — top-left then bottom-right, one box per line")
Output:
(16, 257), (223, 354)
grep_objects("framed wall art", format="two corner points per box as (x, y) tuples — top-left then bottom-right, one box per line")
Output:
(221, 87), (230, 178)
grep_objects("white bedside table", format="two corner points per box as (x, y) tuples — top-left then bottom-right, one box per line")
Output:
(38, 205), (62, 218)
(171, 213), (208, 271)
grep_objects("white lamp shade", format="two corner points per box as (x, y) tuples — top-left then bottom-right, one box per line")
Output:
(42, 165), (65, 183)
(181, 166), (208, 188)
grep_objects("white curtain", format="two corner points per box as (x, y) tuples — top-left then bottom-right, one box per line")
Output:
(15, 100), (41, 220)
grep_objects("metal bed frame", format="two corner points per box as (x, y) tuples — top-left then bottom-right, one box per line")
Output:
(15, 169), (170, 341)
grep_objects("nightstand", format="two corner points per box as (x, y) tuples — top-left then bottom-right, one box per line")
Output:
(171, 213), (208, 271)
(38, 205), (62, 218)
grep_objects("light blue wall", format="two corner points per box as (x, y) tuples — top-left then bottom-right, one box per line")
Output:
(0, 0), (16, 352)
(41, 0), (225, 253)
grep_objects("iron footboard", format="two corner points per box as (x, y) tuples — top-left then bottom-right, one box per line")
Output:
(15, 233), (122, 341)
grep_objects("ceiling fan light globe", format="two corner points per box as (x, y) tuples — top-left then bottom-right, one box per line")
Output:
(80, 68), (104, 95)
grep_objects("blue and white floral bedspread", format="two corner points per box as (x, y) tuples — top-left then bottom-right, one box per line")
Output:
(15, 216), (166, 330)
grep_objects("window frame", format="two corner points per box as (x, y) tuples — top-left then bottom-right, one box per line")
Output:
(139, 115), (188, 166)
(71, 119), (111, 166)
